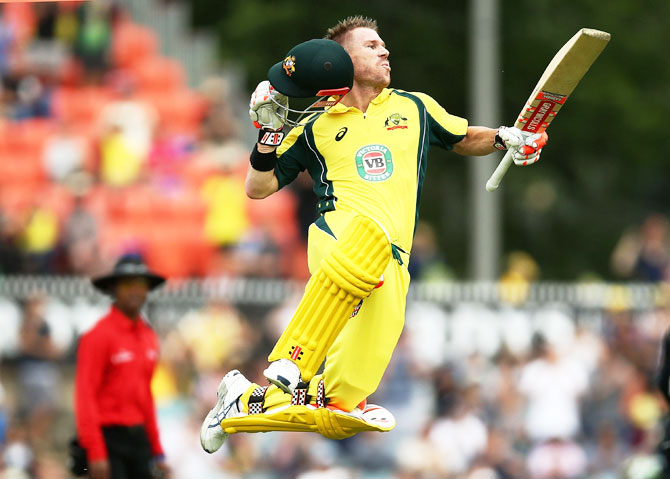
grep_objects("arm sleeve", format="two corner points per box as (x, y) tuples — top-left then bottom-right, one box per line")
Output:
(411, 92), (468, 150)
(274, 126), (308, 189)
(74, 330), (108, 461)
(142, 333), (165, 457)
(656, 329), (670, 405)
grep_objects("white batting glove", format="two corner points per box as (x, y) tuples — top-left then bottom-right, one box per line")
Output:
(249, 80), (288, 131)
(496, 126), (548, 166)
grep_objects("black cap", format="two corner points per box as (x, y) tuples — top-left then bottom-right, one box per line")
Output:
(92, 254), (166, 294)
(268, 39), (354, 98)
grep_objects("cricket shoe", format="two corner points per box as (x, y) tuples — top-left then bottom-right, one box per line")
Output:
(263, 359), (301, 394)
(200, 370), (251, 453)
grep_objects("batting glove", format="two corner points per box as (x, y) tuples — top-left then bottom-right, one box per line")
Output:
(496, 126), (548, 166)
(249, 80), (288, 131)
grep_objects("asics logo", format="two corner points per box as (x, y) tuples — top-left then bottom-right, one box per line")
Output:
(335, 127), (348, 141)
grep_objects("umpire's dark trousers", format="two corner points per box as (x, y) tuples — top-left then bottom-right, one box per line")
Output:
(102, 425), (153, 479)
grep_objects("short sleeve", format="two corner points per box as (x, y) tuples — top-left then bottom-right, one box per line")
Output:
(411, 92), (468, 150)
(274, 126), (308, 189)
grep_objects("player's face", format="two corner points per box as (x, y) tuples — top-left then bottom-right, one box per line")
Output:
(342, 27), (391, 89)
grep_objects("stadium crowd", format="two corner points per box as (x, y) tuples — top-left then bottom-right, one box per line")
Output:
(0, 0), (311, 283)
(1, 285), (669, 478)
(1, 2), (670, 479)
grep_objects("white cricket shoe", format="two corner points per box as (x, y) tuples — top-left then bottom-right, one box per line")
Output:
(263, 359), (301, 394)
(200, 370), (251, 453)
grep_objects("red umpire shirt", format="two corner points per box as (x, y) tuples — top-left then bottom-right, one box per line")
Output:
(75, 305), (164, 461)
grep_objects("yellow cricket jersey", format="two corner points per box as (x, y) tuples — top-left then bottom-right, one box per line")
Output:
(275, 88), (468, 252)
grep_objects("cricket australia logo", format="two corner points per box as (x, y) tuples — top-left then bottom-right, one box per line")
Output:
(384, 113), (408, 130)
(355, 144), (394, 182)
(282, 55), (296, 76)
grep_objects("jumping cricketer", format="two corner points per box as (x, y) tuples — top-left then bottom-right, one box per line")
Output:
(201, 16), (548, 450)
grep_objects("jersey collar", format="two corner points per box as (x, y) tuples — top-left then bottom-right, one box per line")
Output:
(327, 88), (392, 114)
(370, 88), (392, 105)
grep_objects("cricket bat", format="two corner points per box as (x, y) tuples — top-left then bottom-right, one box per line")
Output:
(486, 28), (611, 192)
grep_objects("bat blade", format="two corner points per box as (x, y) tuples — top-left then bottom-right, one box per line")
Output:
(486, 28), (611, 192)
(516, 28), (611, 134)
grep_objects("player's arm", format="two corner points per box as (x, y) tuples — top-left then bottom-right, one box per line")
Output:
(246, 144), (280, 199)
(245, 80), (287, 199)
(452, 126), (498, 156)
(412, 92), (545, 163)
(246, 81), (310, 199)
(454, 126), (548, 165)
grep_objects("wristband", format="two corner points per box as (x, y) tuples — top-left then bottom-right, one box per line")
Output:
(493, 128), (507, 151)
(250, 144), (277, 171)
(258, 129), (285, 147)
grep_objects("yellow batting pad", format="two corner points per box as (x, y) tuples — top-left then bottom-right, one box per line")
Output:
(220, 404), (395, 440)
(269, 215), (391, 381)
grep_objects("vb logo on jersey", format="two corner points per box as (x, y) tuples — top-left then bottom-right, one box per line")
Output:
(384, 113), (408, 130)
(355, 145), (394, 182)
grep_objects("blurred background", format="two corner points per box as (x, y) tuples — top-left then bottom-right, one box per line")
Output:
(0, 0), (668, 478)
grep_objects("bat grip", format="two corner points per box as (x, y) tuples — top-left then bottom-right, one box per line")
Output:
(486, 149), (514, 192)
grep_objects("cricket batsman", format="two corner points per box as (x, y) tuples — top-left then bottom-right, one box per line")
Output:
(201, 16), (548, 451)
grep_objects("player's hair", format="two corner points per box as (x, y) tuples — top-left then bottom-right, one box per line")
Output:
(325, 16), (378, 44)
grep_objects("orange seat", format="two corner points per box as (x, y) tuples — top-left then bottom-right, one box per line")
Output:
(81, 185), (112, 221)
(0, 119), (55, 155)
(112, 22), (159, 69)
(51, 86), (112, 124)
(154, 187), (207, 224)
(36, 184), (75, 224)
(132, 56), (185, 93)
(246, 189), (299, 246)
(143, 222), (213, 278)
(0, 152), (46, 189)
(98, 219), (147, 260)
(141, 89), (207, 135)
(0, 185), (38, 220)
(2, 3), (35, 44)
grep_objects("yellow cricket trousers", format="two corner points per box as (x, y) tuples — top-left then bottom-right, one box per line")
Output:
(307, 209), (410, 411)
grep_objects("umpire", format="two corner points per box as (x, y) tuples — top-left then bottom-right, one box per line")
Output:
(74, 254), (170, 479)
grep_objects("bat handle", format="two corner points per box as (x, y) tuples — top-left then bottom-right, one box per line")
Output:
(486, 149), (514, 192)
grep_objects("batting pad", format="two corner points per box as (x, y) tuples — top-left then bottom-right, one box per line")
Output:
(268, 215), (391, 381)
(220, 403), (395, 440)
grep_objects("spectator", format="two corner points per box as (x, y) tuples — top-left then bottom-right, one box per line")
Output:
(201, 171), (249, 248)
(611, 213), (670, 282)
(526, 437), (588, 479)
(11, 74), (51, 121)
(62, 193), (101, 276)
(16, 294), (63, 444)
(0, 9), (16, 77)
(177, 298), (257, 373)
(428, 395), (489, 476)
(0, 212), (22, 274)
(1, 423), (33, 478)
(41, 119), (91, 186)
(98, 75), (157, 186)
(408, 220), (452, 281)
(73, 0), (112, 82)
(18, 204), (59, 274)
(74, 254), (171, 479)
(518, 334), (588, 442)
(499, 250), (540, 305)
(587, 422), (627, 477)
